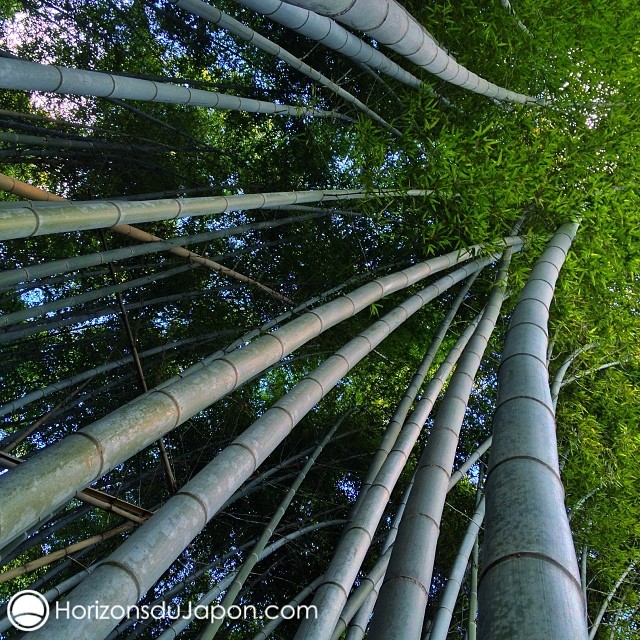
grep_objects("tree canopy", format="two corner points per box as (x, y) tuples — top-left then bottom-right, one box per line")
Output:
(0, 0), (638, 638)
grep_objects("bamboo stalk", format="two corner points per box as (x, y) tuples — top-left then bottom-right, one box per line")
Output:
(0, 524), (133, 584)
(428, 496), (486, 640)
(0, 179), (421, 240)
(0, 58), (351, 122)
(479, 222), (588, 639)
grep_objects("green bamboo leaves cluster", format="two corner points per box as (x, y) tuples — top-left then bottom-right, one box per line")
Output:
(0, 0), (639, 637)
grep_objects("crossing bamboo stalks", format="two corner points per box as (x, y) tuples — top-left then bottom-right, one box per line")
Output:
(0, 212), (340, 293)
(234, 0), (422, 90)
(23, 257), (497, 639)
(366, 247), (516, 640)
(429, 496), (486, 640)
(333, 478), (415, 640)
(0, 505), (91, 567)
(294, 309), (486, 640)
(0, 240), (518, 552)
(152, 520), (346, 640)
(0, 524), (133, 584)
(350, 270), (480, 517)
(0, 58), (351, 123)
(0, 452), (153, 526)
(479, 222), (587, 639)
(448, 436), (492, 490)
(1, 379), (91, 450)
(0, 331), (239, 419)
(198, 411), (353, 640)
(0, 171), (362, 304)
(110, 224), (294, 304)
(103, 523), (304, 640)
(0, 263), (197, 329)
(170, 0), (400, 135)
(278, 0), (539, 103)
(0, 184), (420, 240)
(251, 575), (325, 640)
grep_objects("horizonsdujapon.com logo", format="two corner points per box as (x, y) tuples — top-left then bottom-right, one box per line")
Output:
(7, 590), (50, 631)
(5, 589), (318, 632)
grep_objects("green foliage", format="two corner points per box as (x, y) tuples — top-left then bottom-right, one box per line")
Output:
(0, 0), (639, 637)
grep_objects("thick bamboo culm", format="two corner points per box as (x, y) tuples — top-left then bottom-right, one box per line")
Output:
(0, 57), (350, 122)
(479, 222), (588, 639)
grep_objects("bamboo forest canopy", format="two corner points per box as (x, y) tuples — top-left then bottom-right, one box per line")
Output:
(0, 0), (638, 638)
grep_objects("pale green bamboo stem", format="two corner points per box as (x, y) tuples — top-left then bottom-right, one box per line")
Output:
(468, 522), (479, 640)
(448, 436), (492, 490)
(581, 546), (588, 612)
(561, 361), (621, 389)
(550, 344), (596, 411)
(0, 131), (164, 152)
(278, 0), (539, 103)
(0, 186), (413, 240)
(0, 58), (350, 124)
(428, 497), (486, 640)
(588, 563), (634, 640)
(479, 222), (588, 639)
(171, 0), (400, 135)
(498, 0), (530, 34)
(198, 411), (352, 639)
(336, 479), (414, 640)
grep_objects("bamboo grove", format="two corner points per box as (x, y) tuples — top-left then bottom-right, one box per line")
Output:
(0, 0), (638, 638)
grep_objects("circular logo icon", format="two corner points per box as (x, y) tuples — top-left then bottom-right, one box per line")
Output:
(7, 590), (50, 632)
